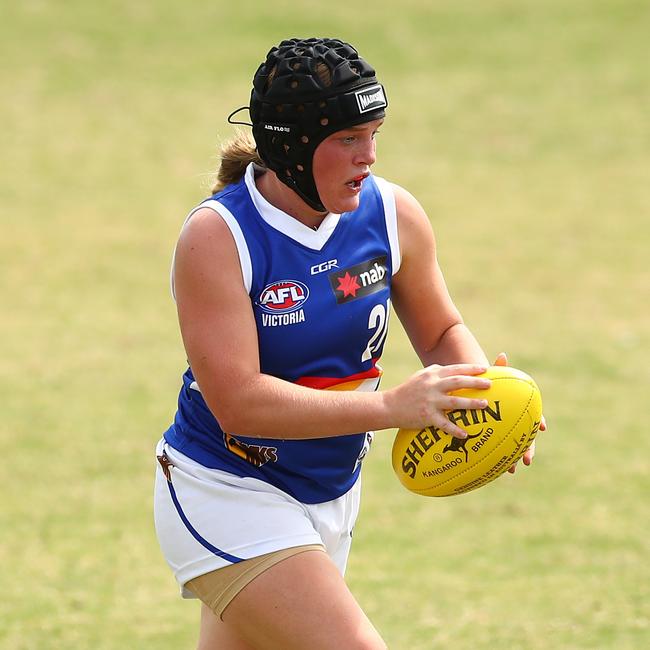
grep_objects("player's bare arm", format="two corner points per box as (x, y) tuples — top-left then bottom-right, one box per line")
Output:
(391, 183), (489, 367)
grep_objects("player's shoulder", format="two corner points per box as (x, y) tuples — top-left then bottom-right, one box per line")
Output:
(176, 204), (237, 262)
(385, 182), (420, 212)
(383, 182), (432, 233)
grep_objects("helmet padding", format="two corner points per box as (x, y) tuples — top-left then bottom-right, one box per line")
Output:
(250, 38), (388, 212)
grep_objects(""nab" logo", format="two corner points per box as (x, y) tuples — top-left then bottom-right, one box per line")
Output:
(257, 280), (310, 314)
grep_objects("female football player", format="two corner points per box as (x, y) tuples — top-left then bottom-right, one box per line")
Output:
(154, 37), (538, 649)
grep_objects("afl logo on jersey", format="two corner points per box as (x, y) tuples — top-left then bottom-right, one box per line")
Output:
(257, 280), (309, 326)
(258, 280), (309, 313)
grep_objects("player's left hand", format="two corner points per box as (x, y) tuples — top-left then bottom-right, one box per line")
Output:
(493, 352), (547, 474)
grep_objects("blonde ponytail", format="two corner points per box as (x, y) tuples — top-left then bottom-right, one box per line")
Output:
(211, 130), (264, 194)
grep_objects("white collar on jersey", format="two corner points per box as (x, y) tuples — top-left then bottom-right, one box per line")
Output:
(244, 163), (341, 251)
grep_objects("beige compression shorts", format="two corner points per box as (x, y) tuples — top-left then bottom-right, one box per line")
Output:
(154, 440), (362, 617)
(185, 544), (325, 619)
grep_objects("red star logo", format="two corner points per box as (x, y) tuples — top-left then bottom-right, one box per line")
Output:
(336, 272), (360, 298)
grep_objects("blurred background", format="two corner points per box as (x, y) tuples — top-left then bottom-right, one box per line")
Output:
(1, 1), (648, 647)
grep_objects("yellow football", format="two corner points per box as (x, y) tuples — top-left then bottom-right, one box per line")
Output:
(391, 366), (542, 497)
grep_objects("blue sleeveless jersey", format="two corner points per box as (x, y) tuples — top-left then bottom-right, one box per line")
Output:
(164, 164), (400, 503)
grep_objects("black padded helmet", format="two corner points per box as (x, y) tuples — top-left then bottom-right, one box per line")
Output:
(250, 38), (388, 212)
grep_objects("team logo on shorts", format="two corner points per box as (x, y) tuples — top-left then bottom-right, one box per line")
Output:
(329, 256), (388, 304)
(257, 280), (309, 327)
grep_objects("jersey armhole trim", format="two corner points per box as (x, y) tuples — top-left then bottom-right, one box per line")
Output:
(170, 199), (253, 300)
(373, 176), (401, 275)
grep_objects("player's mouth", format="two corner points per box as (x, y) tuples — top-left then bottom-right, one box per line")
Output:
(345, 173), (369, 192)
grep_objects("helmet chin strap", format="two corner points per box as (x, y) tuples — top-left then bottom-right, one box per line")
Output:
(280, 169), (327, 213)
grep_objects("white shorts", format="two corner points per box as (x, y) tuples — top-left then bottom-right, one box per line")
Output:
(153, 439), (362, 597)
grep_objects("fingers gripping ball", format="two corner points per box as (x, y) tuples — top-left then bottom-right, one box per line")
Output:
(392, 366), (542, 497)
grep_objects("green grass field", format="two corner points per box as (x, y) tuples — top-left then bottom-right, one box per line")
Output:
(2, 1), (648, 647)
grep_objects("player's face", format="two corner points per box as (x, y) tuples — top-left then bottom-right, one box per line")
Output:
(312, 119), (383, 214)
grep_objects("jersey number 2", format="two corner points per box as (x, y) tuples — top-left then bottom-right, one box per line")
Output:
(361, 299), (391, 362)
